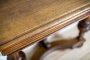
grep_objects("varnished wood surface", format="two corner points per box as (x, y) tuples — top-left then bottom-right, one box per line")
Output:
(32, 31), (90, 60)
(0, 0), (90, 55)
(0, 0), (90, 44)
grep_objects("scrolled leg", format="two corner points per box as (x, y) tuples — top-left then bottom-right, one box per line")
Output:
(7, 52), (19, 60)
(73, 17), (90, 48)
(7, 51), (26, 60)
(39, 38), (52, 49)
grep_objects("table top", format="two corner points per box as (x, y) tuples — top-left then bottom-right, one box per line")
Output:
(0, 0), (90, 55)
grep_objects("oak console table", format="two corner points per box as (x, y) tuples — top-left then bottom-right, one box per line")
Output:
(0, 0), (90, 60)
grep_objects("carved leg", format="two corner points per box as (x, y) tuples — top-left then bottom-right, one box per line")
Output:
(7, 51), (26, 60)
(19, 51), (26, 60)
(73, 17), (90, 48)
(7, 52), (19, 60)
(39, 17), (90, 49)
(39, 38), (51, 49)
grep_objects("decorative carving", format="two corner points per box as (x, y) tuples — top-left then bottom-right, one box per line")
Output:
(40, 17), (90, 49)
(38, 17), (90, 60)
(7, 52), (19, 60)
(73, 17), (90, 48)
(39, 38), (51, 49)
(7, 51), (26, 60)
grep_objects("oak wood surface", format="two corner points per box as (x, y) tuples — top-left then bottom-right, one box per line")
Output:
(0, 0), (90, 55)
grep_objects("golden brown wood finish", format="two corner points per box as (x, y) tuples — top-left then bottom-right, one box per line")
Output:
(7, 52), (19, 60)
(38, 17), (90, 60)
(7, 51), (26, 60)
(0, 0), (90, 55)
(74, 17), (90, 48)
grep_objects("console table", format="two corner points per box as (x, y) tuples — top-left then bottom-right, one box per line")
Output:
(0, 0), (90, 60)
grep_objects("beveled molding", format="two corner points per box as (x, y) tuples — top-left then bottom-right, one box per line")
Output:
(0, 3), (90, 55)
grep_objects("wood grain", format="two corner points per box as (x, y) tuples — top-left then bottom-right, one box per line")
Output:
(0, 0), (90, 55)
(0, 0), (90, 44)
